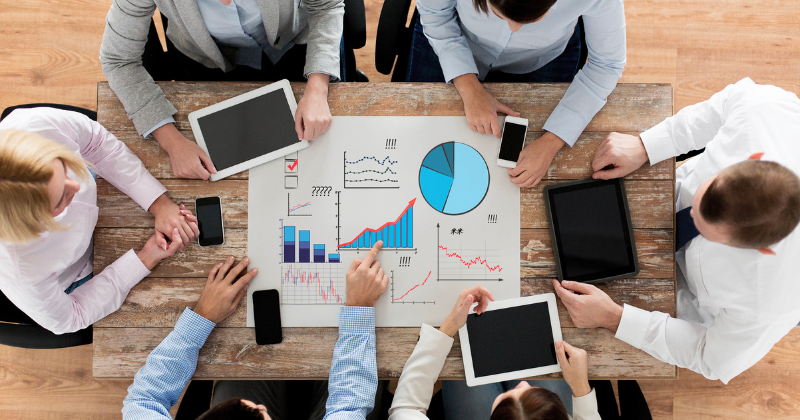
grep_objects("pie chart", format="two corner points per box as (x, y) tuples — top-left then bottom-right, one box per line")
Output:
(419, 142), (489, 215)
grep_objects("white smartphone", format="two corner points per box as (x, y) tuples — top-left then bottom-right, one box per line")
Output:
(497, 116), (529, 169)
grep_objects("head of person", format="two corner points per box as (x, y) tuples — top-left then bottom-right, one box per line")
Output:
(0, 129), (89, 243)
(691, 157), (800, 253)
(197, 398), (270, 420)
(489, 382), (568, 420)
(472, 0), (557, 32)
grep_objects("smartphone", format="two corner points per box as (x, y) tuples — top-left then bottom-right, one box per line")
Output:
(195, 196), (225, 247)
(253, 289), (282, 345)
(497, 116), (529, 168)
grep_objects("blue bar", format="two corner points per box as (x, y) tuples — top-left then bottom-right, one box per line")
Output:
(284, 226), (295, 263)
(358, 233), (363, 248)
(402, 210), (408, 247)
(329, 253), (340, 263)
(389, 225), (395, 248)
(314, 244), (325, 263)
(299, 230), (310, 263)
(408, 205), (413, 247)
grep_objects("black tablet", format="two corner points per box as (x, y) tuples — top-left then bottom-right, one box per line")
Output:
(544, 178), (639, 283)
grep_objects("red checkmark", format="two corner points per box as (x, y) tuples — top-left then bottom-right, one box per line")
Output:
(288, 159), (298, 170)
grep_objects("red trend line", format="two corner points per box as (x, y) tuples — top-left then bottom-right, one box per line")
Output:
(392, 271), (432, 301)
(289, 201), (311, 212)
(282, 265), (343, 304)
(338, 198), (416, 247)
(438, 246), (503, 272)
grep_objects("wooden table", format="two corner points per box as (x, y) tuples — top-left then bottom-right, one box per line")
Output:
(93, 81), (676, 380)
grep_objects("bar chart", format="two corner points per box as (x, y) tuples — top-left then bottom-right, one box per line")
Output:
(282, 226), (340, 264)
(338, 198), (415, 250)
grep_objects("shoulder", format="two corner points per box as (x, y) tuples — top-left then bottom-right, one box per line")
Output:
(0, 108), (88, 152)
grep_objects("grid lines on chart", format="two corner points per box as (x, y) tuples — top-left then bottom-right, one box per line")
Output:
(280, 263), (345, 305)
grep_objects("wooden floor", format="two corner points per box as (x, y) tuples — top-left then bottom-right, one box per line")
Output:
(1, 0), (800, 418)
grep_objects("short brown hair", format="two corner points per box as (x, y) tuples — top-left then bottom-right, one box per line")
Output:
(197, 399), (263, 420)
(489, 387), (568, 420)
(0, 129), (89, 243)
(473, 0), (556, 23)
(700, 160), (800, 249)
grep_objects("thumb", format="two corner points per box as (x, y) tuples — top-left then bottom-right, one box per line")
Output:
(166, 228), (183, 254)
(459, 294), (475, 315)
(555, 341), (569, 367)
(157, 231), (168, 251)
(495, 101), (519, 116)
(560, 280), (595, 295)
(198, 150), (217, 174)
(593, 166), (628, 180)
(295, 113), (305, 140)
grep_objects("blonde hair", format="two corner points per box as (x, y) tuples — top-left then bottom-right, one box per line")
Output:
(0, 129), (90, 243)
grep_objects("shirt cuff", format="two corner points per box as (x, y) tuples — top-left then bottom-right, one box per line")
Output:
(572, 388), (599, 415)
(439, 51), (480, 84)
(542, 105), (587, 147)
(640, 121), (677, 165)
(615, 304), (651, 349)
(111, 249), (153, 290)
(305, 70), (339, 83)
(419, 324), (454, 351)
(129, 180), (168, 213)
(175, 307), (217, 347)
(339, 306), (375, 335)
(143, 117), (176, 139)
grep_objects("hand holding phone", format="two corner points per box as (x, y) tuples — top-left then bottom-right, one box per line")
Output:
(497, 116), (529, 168)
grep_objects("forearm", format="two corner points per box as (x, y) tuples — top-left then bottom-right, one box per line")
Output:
(123, 308), (215, 419)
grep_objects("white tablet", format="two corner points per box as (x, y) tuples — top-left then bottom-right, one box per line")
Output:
(458, 293), (563, 387)
(188, 79), (309, 181)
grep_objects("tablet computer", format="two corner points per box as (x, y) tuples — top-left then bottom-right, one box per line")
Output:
(458, 293), (562, 387)
(188, 80), (309, 181)
(544, 178), (639, 283)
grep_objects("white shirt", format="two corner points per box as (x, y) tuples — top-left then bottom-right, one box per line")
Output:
(387, 324), (601, 420)
(615, 78), (800, 383)
(0, 108), (167, 334)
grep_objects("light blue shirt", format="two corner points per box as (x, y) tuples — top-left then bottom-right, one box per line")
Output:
(324, 307), (378, 420)
(416, 0), (627, 146)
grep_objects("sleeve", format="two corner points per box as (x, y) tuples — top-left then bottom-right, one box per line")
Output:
(122, 308), (216, 420)
(416, 0), (480, 83)
(142, 117), (176, 138)
(615, 303), (786, 384)
(542, 0), (627, 146)
(1, 250), (151, 335)
(324, 306), (378, 420)
(303, 0), (345, 81)
(100, 0), (179, 136)
(32, 109), (167, 211)
(639, 78), (756, 164)
(571, 389), (602, 420)
(388, 324), (454, 420)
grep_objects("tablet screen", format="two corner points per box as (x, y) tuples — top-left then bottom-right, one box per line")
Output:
(548, 180), (636, 282)
(465, 302), (557, 378)
(196, 90), (298, 171)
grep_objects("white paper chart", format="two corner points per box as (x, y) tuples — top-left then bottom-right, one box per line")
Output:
(247, 117), (521, 327)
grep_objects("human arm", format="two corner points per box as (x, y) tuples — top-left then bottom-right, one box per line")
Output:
(122, 257), (256, 419)
(554, 341), (601, 420)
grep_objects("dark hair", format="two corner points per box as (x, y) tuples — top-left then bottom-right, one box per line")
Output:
(197, 398), (264, 420)
(700, 160), (800, 249)
(489, 387), (568, 420)
(472, 0), (556, 23)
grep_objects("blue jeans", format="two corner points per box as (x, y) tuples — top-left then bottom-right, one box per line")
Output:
(441, 379), (574, 420)
(406, 18), (582, 83)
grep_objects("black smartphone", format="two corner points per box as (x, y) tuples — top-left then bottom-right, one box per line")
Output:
(195, 196), (225, 247)
(253, 290), (282, 345)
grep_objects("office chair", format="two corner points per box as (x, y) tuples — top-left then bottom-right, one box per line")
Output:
(0, 103), (96, 349)
(375, 0), (589, 81)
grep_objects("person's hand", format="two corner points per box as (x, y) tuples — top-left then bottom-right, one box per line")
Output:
(553, 280), (623, 332)
(453, 74), (520, 137)
(345, 241), (389, 307)
(555, 341), (592, 397)
(591, 132), (649, 180)
(137, 228), (184, 270)
(295, 73), (332, 141)
(152, 123), (217, 180)
(508, 132), (565, 188)
(439, 285), (495, 337)
(148, 194), (199, 248)
(193, 256), (258, 324)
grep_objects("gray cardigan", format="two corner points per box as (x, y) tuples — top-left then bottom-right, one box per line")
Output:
(100, 0), (343, 135)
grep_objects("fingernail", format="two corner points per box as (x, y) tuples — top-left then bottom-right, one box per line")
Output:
(162, 245), (167, 251)
(243, 258), (249, 262)
(252, 268), (258, 273)
(563, 281), (569, 285)
(228, 256), (234, 261)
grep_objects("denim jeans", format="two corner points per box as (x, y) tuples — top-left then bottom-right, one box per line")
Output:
(441, 379), (574, 420)
(406, 18), (583, 83)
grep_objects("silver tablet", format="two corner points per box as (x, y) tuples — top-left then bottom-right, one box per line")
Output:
(188, 79), (309, 181)
(458, 293), (563, 387)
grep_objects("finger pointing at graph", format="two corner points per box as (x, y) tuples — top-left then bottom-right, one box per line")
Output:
(439, 285), (495, 337)
(346, 241), (388, 307)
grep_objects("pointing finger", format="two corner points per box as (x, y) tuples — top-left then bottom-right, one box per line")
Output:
(362, 241), (383, 268)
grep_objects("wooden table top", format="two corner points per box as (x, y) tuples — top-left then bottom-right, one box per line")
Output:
(93, 81), (675, 380)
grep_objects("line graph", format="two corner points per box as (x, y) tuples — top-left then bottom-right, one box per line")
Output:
(344, 151), (400, 189)
(438, 245), (503, 272)
(390, 270), (435, 304)
(287, 193), (312, 217)
(339, 198), (416, 251)
(436, 224), (503, 282)
(280, 263), (344, 305)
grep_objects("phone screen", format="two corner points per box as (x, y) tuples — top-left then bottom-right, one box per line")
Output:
(196, 197), (224, 246)
(498, 122), (527, 162)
